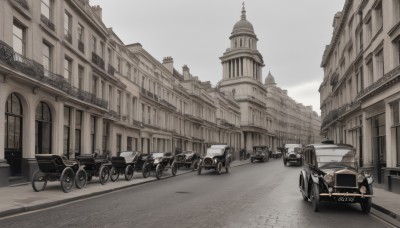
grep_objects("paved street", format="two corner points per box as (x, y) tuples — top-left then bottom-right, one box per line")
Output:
(0, 159), (391, 228)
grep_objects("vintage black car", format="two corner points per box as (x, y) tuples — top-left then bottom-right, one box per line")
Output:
(283, 144), (303, 166)
(110, 151), (140, 181)
(198, 145), (232, 175)
(251, 146), (269, 163)
(146, 152), (175, 179)
(299, 142), (374, 213)
(32, 154), (87, 193)
(76, 153), (111, 185)
(171, 150), (200, 171)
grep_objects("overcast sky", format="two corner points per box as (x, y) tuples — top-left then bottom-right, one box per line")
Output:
(91, 0), (346, 115)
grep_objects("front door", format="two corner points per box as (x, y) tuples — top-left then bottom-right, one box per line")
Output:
(4, 93), (23, 176)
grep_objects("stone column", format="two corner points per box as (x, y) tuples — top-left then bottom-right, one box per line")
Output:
(238, 58), (242, 77)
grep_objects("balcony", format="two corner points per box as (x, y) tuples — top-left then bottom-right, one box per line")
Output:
(10, 0), (29, 10)
(91, 52), (104, 70)
(0, 41), (108, 109)
(40, 14), (55, 31)
(78, 40), (85, 53)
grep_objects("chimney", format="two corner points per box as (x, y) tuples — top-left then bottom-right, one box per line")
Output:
(182, 65), (191, 80)
(162, 56), (174, 74)
(91, 5), (103, 19)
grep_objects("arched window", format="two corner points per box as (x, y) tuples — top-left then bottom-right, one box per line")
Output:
(5, 93), (23, 176)
(35, 101), (52, 154)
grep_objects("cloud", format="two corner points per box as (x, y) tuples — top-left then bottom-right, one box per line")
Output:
(284, 80), (322, 115)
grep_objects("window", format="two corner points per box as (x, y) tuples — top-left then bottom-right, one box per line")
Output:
(90, 116), (96, 153)
(92, 36), (97, 53)
(116, 134), (122, 153)
(100, 41), (105, 58)
(92, 76), (98, 96)
(142, 103), (145, 122)
(376, 50), (384, 79)
(35, 102), (52, 154)
(64, 57), (72, 83)
(108, 48), (112, 64)
(117, 57), (121, 72)
(63, 107), (71, 158)
(366, 59), (374, 85)
(41, 0), (52, 20)
(148, 106), (151, 124)
(102, 121), (109, 154)
(75, 110), (82, 156)
(13, 22), (25, 56)
(77, 23), (84, 42)
(126, 63), (131, 79)
(366, 18), (372, 43)
(374, 2), (383, 33)
(393, 101), (400, 125)
(127, 137), (133, 151)
(64, 11), (72, 42)
(117, 90), (121, 115)
(78, 65), (84, 89)
(42, 41), (52, 73)
(356, 28), (363, 53)
(108, 85), (113, 109)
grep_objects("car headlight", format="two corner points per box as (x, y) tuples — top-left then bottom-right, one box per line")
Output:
(357, 174), (365, 183)
(323, 174), (334, 185)
(296, 154), (301, 158)
(213, 158), (218, 164)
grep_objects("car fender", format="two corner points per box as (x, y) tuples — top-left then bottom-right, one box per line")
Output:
(299, 170), (308, 196)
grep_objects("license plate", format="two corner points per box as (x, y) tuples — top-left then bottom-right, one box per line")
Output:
(337, 196), (354, 202)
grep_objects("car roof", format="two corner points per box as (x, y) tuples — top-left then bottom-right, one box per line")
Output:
(305, 143), (353, 150)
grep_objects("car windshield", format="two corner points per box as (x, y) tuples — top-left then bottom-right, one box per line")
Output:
(152, 153), (164, 158)
(206, 148), (223, 156)
(316, 148), (356, 170)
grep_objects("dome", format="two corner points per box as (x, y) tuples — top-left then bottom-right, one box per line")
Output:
(231, 5), (255, 35)
(265, 71), (276, 85)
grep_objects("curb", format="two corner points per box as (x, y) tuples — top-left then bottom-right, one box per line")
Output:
(372, 203), (400, 223)
(0, 161), (250, 218)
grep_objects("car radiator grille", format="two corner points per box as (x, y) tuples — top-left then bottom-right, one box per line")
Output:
(203, 158), (213, 166)
(335, 174), (357, 188)
(289, 154), (296, 159)
(177, 156), (185, 161)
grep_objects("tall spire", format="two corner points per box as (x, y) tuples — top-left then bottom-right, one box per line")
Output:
(241, 2), (246, 20)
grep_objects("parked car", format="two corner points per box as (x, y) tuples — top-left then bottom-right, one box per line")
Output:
(76, 153), (111, 185)
(299, 142), (374, 213)
(171, 150), (200, 171)
(272, 147), (283, 158)
(283, 144), (303, 166)
(147, 152), (175, 180)
(198, 145), (232, 175)
(251, 146), (269, 163)
(110, 151), (140, 181)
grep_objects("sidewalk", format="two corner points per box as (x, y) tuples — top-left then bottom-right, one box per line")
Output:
(0, 159), (250, 218)
(0, 159), (398, 226)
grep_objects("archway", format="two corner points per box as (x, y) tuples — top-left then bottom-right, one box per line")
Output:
(4, 93), (23, 176)
(35, 101), (52, 154)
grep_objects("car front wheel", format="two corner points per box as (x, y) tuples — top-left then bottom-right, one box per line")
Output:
(155, 164), (163, 180)
(311, 183), (320, 212)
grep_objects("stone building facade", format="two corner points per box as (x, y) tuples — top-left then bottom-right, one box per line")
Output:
(320, 0), (400, 193)
(0, 1), (320, 186)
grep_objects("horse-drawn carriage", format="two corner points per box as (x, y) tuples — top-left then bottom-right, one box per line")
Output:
(76, 153), (111, 185)
(32, 154), (87, 193)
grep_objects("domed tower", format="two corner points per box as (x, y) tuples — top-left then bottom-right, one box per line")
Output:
(265, 71), (276, 86)
(220, 3), (265, 82)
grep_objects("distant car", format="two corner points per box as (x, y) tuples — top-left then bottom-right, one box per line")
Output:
(172, 150), (200, 171)
(198, 145), (232, 175)
(148, 152), (175, 179)
(283, 144), (303, 166)
(299, 142), (374, 213)
(251, 146), (269, 163)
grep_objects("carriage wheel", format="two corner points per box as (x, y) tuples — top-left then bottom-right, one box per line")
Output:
(75, 169), (87, 189)
(142, 163), (151, 178)
(155, 164), (163, 180)
(124, 165), (134, 181)
(110, 167), (119, 182)
(171, 162), (178, 176)
(99, 166), (110, 185)
(32, 170), (47, 192)
(60, 167), (75, 193)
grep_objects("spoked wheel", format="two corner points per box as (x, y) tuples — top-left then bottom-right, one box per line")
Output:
(216, 162), (222, 175)
(99, 165), (110, 185)
(60, 167), (75, 193)
(32, 170), (47, 192)
(124, 165), (134, 181)
(171, 162), (178, 176)
(311, 183), (320, 212)
(110, 167), (119, 182)
(197, 164), (202, 175)
(75, 169), (87, 189)
(142, 163), (151, 178)
(155, 164), (163, 180)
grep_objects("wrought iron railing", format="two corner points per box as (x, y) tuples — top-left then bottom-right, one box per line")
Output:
(91, 52), (104, 70)
(0, 40), (108, 109)
(40, 14), (55, 31)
